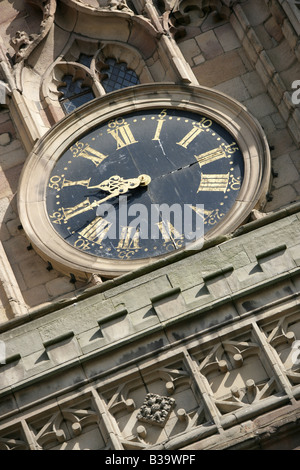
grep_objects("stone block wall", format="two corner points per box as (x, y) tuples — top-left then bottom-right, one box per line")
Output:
(0, 211), (300, 449)
(177, 0), (300, 212)
(0, 0), (299, 450)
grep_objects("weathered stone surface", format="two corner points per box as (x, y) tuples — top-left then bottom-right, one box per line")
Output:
(0, 0), (299, 452)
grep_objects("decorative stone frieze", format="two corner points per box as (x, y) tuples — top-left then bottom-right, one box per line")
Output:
(262, 311), (300, 387)
(106, 0), (133, 12)
(0, 426), (28, 450)
(63, 0), (133, 13)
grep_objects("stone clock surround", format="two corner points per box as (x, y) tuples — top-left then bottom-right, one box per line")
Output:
(0, 0), (299, 451)
(18, 83), (271, 280)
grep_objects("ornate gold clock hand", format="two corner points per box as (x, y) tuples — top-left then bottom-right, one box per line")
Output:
(88, 174), (150, 193)
(62, 174), (151, 221)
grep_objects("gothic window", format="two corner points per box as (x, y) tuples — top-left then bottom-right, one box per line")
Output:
(57, 54), (96, 114)
(57, 56), (140, 114)
(58, 75), (95, 114)
(100, 58), (140, 93)
(42, 40), (151, 123)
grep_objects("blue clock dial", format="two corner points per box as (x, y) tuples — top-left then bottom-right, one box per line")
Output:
(46, 108), (244, 260)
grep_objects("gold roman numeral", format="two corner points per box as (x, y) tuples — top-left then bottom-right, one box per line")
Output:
(61, 178), (91, 188)
(156, 220), (184, 248)
(197, 173), (230, 193)
(79, 217), (112, 244)
(152, 109), (167, 141)
(70, 142), (108, 166)
(61, 198), (93, 221)
(189, 205), (224, 226)
(107, 118), (138, 150)
(177, 118), (212, 149)
(117, 226), (141, 251)
(177, 126), (204, 149)
(195, 142), (239, 167)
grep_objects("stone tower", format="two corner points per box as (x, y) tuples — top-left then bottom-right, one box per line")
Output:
(0, 0), (300, 450)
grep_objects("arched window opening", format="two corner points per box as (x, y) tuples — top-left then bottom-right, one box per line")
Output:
(100, 58), (140, 93)
(58, 74), (95, 114)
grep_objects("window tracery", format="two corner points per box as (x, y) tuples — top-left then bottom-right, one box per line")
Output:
(98, 58), (140, 93)
(42, 40), (151, 120)
(58, 75), (95, 114)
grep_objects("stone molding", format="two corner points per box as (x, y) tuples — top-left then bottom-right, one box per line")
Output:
(0, 242), (28, 318)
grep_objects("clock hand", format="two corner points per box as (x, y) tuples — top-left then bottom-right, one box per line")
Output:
(87, 174), (151, 193)
(61, 191), (119, 221)
(62, 174), (151, 221)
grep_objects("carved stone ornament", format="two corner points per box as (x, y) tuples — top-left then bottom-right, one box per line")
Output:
(168, 0), (240, 16)
(107, 0), (132, 11)
(137, 393), (176, 427)
(162, 0), (241, 36)
(10, 0), (56, 63)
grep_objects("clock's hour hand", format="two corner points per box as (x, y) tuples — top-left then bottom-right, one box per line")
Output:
(62, 174), (151, 221)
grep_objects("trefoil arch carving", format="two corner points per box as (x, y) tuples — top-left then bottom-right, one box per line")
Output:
(41, 38), (153, 121)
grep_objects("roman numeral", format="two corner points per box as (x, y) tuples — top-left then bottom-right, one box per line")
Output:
(177, 118), (212, 149)
(189, 205), (224, 226)
(189, 205), (216, 220)
(70, 143), (108, 166)
(156, 220), (183, 247)
(177, 126), (204, 149)
(61, 178), (91, 188)
(195, 146), (227, 167)
(197, 173), (230, 193)
(79, 217), (112, 244)
(195, 143), (239, 167)
(117, 226), (141, 250)
(61, 198), (93, 221)
(107, 118), (138, 150)
(152, 109), (167, 141)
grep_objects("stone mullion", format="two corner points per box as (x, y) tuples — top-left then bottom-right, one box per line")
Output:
(140, 0), (165, 33)
(159, 35), (199, 86)
(182, 349), (223, 432)
(90, 387), (124, 450)
(251, 321), (294, 401)
(20, 418), (40, 451)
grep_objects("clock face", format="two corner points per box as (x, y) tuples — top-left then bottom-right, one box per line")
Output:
(45, 108), (244, 261)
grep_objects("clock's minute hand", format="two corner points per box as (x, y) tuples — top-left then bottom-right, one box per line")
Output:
(62, 175), (151, 222)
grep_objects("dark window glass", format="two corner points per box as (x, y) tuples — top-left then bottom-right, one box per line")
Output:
(101, 59), (139, 93)
(58, 75), (95, 114)
(78, 54), (93, 68)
